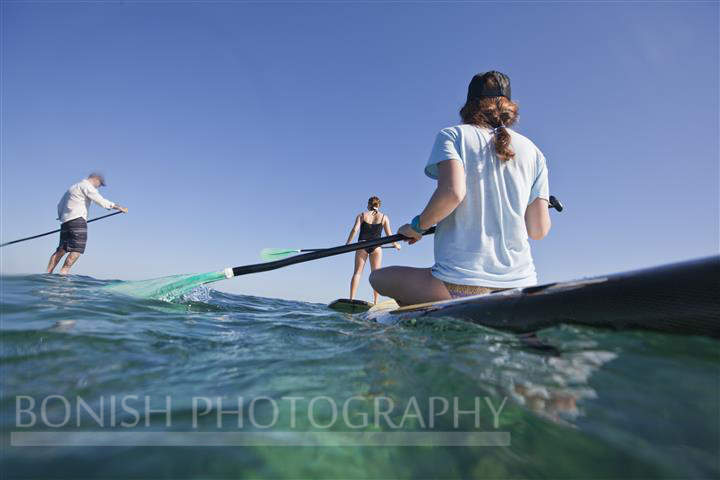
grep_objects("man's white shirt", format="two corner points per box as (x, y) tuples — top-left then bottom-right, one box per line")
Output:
(57, 179), (115, 223)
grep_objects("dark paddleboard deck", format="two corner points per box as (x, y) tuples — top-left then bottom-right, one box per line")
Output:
(328, 298), (374, 313)
(358, 256), (720, 338)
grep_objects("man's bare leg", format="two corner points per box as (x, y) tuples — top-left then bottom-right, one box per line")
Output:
(46, 248), (67, 274)
(59, 252), (81, 275)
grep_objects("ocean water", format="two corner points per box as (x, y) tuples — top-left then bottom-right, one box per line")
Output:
(1, 274), (718, 479)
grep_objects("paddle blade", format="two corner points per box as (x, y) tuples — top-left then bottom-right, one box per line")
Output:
(260, 248), (300, 261)
(103, 270), (229, 300)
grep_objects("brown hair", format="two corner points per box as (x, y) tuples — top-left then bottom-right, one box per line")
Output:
(367, 196), (381, 210)
(459, 75), (519, 162)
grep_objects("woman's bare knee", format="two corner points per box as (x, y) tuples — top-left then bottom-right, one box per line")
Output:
(369, 269), (380, 289)
(370, 267), (451, 305)
(369, 267), (388, 292)
(369, 266), (405, 296)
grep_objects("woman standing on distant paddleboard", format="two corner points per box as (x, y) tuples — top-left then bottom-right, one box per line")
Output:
(370, 71), (551, 305)
(346, 196), (400, 304)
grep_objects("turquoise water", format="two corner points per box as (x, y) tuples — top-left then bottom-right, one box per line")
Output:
(1, 274), (718, 479)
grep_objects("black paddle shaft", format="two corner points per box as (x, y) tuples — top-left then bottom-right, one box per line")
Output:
(300, 246), (394, 252)
(233, 228), (436, 276)
(232, 194), (562, 277)
(0, 211), (124, 248)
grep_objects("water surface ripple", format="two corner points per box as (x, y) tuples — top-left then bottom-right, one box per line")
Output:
(1, 274), (718, 479)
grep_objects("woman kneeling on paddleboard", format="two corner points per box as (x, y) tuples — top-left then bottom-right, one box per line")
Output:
(370, 71), (551, 305)
(346, 196), (401, 304)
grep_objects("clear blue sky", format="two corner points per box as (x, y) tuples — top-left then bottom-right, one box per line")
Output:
(1, 1), (717, 303)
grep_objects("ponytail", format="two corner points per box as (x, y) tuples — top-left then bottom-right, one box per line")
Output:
(493, 123), (514, 163)
(459, 78), (519, 162)
(367, 196), (381, 211)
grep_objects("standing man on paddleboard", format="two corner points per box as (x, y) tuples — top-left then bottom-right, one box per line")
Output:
(46, 173), (128, 275)
(370, 71), (551, 304)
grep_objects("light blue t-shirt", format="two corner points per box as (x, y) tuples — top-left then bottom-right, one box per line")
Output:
(425, 124), (549, 288)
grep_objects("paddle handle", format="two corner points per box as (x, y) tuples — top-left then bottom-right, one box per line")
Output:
(0, 211), (124, 248)
(548, 195), (563, 212)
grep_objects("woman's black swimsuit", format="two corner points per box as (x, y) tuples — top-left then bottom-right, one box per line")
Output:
(358, 213), (384, 254)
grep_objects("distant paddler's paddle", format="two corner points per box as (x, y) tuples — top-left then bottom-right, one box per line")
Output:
(0, 211), (124, 248)
(107, 196), (563, 299)
(261, 246), (395, 261)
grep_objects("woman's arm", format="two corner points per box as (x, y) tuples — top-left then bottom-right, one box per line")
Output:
(383, 216), (401, 249)
(525, 197), (551, 240)
(346, 214), (362, 245)
(398, 159), (466, 243)
(418, 159), (466, 229)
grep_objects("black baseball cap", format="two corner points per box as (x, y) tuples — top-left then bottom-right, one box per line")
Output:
(467, 71), (512, 101)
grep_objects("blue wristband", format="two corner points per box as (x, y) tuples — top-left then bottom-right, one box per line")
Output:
(410, 215), (424, 234)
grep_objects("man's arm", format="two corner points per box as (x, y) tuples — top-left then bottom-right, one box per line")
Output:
(83, 184), (128, 213)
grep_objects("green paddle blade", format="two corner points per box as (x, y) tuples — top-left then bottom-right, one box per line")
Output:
(260, 248), (300, 261)
(103, 270), (229, 300)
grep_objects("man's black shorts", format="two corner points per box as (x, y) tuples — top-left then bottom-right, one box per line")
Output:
(58, 217), (87, 254)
